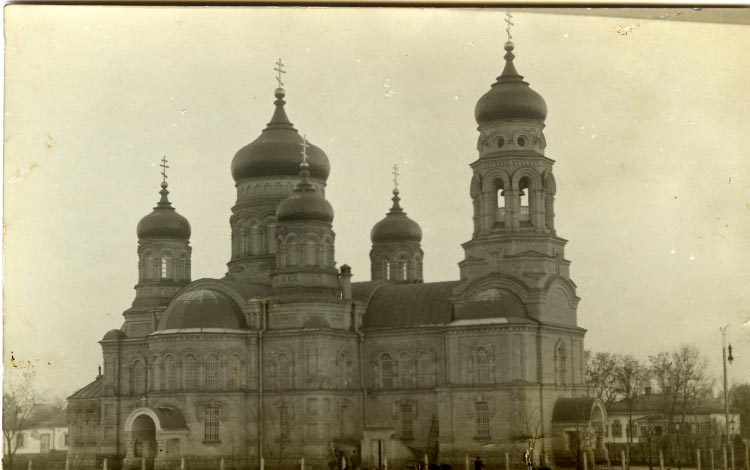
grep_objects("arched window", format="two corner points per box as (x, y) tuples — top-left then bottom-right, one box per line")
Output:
(227, 355), (241, 391)
(161, 251), (174, 280)
(250, 223), (260, 255)
(259, 225), (267, 255)
(380, 353), (394, 389)
(184, 354), (198, 389)
(383, 259), (392, 281)
(398, 352), (413, 388)
(519, 176), (532, 223)
(266, 219), (277, 254)
(398, 257), (408, 281)
(179, 253), (188, 280)
(555, 343), (567, 386)
(130, 359), (146, 395)
(474, 346), (491, 384)
(164, 355), (177, 392)
(306, 238), (317, 266)
(242, 225), (251, 256)
(143, 251), (154, 281)
(494, 179), (506, 226)
(205, 354), (220, 390)
(151, 356), (161, 391)
(288, 238), (299, 266)
(417, 351), (436, 388)
(276, 353), (292, 389)
(338, 352), (351, 388)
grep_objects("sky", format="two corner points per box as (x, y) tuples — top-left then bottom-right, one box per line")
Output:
(3, 7), (750, 400)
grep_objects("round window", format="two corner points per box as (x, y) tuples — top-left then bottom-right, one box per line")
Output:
(496, 136), (505, 148)
(517, 136), (527, 147)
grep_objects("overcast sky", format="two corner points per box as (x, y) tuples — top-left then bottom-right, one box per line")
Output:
(4, 7), (750, 399)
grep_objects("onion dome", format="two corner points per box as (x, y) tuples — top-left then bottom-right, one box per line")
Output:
(101, 329), (126, 341)
(231, 88), (330, 182)
(276, 160), (334, 223)
(160, 288), (247, 330)
(371, 189), (422, 243)
(475, 41), (547, 124)
(137, 182), (191, 239)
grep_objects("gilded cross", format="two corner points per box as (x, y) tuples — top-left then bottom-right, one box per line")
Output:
(274, 58), (286, 88)
(392, 163), (400, 189)
(160, 156), (169, 183)
(300, 135), (310, 165)
(505, 11), (514, 42)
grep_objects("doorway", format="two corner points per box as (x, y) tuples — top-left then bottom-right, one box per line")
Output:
(131, 415), (157, 470)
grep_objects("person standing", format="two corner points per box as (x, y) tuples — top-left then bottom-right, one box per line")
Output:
(474, 456), (484, 470)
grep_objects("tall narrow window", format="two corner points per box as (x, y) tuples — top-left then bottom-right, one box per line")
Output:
(143, 252), (154, 281)
(250, 224), (260, 255)
(338, 352), (350, 388)
(495, 179), (506, 226)
(306, 239), (317, 265)
(400, 404), (414, 440)
(475, 347), (491, 384)
(398, 257), (408, 281)
(205, 354), (220, 390)
(383, 260), (391, 281)
(417, 351), (436, 388)
(131, 360), (146, 395)
(161, 257), (169, 279)
(555, 344), (567, 386)
(227, 355), (241, 391)
(242, 225), (251, 256)
(288, 239), (299, 266)
(475, 402), (490, 438)
(204, 407), (220, 442)
(381, 353), (394, 389)
(164, 356), (176, 391)
(399, 352), (413, 388)
(519, 177), (531, 223)
(276, 353), (292, 389)
(184, 354), (198, 389)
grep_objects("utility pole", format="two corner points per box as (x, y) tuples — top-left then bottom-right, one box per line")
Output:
(720, 325), (735, 448)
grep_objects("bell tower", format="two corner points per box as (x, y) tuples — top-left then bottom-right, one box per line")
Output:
(460, 38), (573, 307)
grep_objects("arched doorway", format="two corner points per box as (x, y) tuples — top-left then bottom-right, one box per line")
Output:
(131, 414), (157, 470)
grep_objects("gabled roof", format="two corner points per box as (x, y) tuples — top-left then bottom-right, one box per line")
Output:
(353, 281), (460, 329)
(68, 376), (103, 400)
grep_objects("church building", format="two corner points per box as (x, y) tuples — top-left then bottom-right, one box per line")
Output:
(68, 35), (605, 470)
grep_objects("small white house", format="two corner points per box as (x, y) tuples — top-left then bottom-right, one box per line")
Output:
(12, 405), (69, 455)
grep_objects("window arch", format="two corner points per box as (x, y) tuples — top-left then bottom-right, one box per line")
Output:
(287, 236), (299, 266)
(276, 352), (293, 389)
(184, 354), (198, 390)
(417, 350), (436, 388)
(380, 353), (394, 389)
(250, 222), (260, 255)
(178, 253), (188, 280)
(130, 359), (146, 395)
(205, 354), (221, 390)
(555, 342), (567, 386)
(413, 254), (423, 280)
(164, 355), (177, 392)
(265, 217), (277, 254)
(398, 352), (413, 388)
(227, 354), (241, 391)
(474, 346), (492, 384)
(305, 236), (317, 266)
(382, 259), (392, 281)
(397, 256), (408, 281)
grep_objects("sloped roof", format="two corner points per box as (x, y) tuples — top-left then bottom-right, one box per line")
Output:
(552, 397), (599, 422)
(353, 281), (460, 329)
(24, 404), (68, 429)
(608, 393), (733, 414)
(68, 376), (103, 400)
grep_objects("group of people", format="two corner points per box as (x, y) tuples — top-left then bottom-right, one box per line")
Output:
(329, 448), (360, 470)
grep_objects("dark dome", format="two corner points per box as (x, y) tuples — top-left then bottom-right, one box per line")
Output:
(231, 89), (330, 182)
(102, 329), (126, 341)
(160, 288), (247, 330)
(276, 170), (334, 223)
(475, 42), (547, 125)
(371, 190), (422, 243)
(137, 183), (191, 240)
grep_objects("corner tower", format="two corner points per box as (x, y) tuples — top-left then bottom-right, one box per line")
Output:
(227, 61), (330, 283)
(129, 162), (192, 317)
(460, 39), (577, 324)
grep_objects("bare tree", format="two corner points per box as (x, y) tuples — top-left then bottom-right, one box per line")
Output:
(650, 345), (710, 467)
(3, 369), (41, 470)
(585, 351), (621, 406)
(613, 355), (651, 464)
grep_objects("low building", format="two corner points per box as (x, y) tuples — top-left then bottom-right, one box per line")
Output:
(11, 405), (69, 456)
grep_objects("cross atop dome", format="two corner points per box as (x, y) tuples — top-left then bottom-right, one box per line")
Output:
(505, 11), (514, 43)
(300, 134), (310, 167)
(160, 156), (169, 185)
(392, 163), (400, 191)
(274, 58), (286, 90)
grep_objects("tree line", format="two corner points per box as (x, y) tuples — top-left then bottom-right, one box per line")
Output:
(585, 345), (749, 467)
